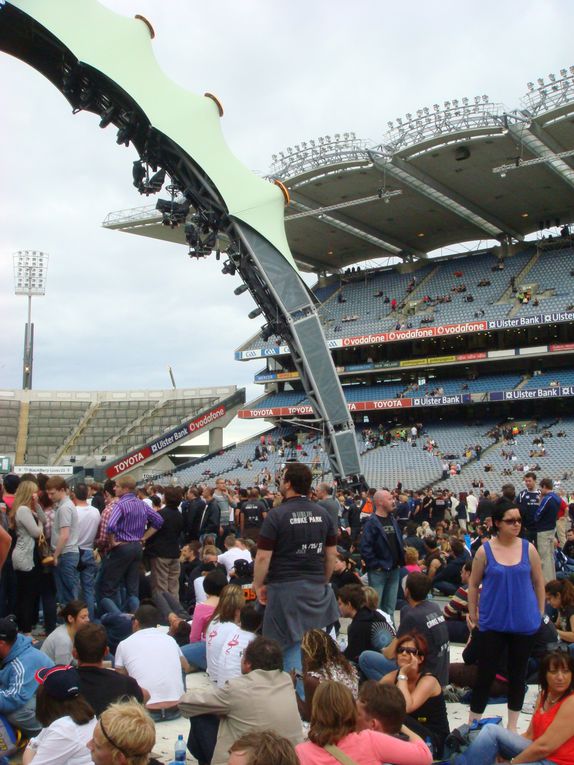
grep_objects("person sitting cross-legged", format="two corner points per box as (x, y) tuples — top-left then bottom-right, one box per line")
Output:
(179, 636), (303, 765)
(74, 623), (147, 716)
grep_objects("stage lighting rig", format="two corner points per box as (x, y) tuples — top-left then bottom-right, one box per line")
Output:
(221, 260), (236, 276)
(234, 283), (249, 296)
(156, 191), (190, 228)
(99, 105), (116, 128)
(132, 160), (146, 190)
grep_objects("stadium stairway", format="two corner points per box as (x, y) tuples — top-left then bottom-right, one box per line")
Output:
(56, 400), (101, 462)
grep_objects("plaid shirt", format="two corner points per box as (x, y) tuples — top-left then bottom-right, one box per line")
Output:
(95, 499), (117, 555)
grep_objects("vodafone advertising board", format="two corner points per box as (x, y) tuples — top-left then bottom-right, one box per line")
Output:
(106, 404), (226, 478)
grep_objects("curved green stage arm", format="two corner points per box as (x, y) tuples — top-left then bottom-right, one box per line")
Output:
(0, 0), (362, 483)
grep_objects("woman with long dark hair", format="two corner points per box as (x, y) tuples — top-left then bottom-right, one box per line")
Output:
(467, 503), (545, 731)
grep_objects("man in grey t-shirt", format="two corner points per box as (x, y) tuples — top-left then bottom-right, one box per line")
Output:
(46, 477), (79, 604)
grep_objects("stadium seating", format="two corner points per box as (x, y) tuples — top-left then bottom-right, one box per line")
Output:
(0, 400), (20, 455)
(26, 401), (90, 463)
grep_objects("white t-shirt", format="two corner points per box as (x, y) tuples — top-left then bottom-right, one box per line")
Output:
(206, 619), (237, 684)
(28, 716), (96, 765)
(114, 628), (184, 706)
(466, 494), (478, 516)
(217, 547), (251, 577)
(194, 576), (207, 605)
(217, 627), (256, 688)
(75, 504), (101, 549)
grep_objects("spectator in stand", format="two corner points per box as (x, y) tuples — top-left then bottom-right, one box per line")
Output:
(516, 471), (540, 544)
(545, 579), (574, 654)
(360, 490), (405, 622)
(74, 623), (146, 715)
(453, 651), (574, 765)
(143, 485), (184, 598)
(443, 560), (472, 643)
(467, 503), (545, 731)
(296, 629), (359, 721)
(73, 483), (100, 621)
(536, 478), (561, 582)
(360, 573), (450, 687)
(379, 631), (450, 757)
(295, 680), (432, 765)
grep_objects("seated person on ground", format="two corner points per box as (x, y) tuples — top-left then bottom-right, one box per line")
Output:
(379, 631), (450, 758)
(297, 629), (359, 722)
(0, 616), (53, 737)
(443, 560), (472, 644)
(453, 651), (574, 765)
(546, 579), (574, 652)
(40, 600), (89, 666)
(227, 730), (299, 765)
(88, 698), (160, 765)
(356, 680), (410, 738)
(114, 602), (188, 723)
(337, 584), (395, 664)
(179, 636), (303, 765)
(295, 680), (432, 765)
(74, 623), (147, 716)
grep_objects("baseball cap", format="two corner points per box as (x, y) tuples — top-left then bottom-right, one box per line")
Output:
(0, 617), (18, 643)
(35, 665), (81, 700)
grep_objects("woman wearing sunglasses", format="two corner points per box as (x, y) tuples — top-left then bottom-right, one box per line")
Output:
(467, 504), (545, 732)
(379, 631), (449, 757)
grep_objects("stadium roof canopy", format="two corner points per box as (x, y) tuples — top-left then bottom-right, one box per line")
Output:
(104, 68), (574, 273)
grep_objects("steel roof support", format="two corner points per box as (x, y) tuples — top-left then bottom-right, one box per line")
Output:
(507, 122), (574, 190)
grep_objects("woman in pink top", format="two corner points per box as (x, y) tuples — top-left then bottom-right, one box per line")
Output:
(296, 681), (432, 765)
(182, 569), (227, 670)
(404, 547), (423, 573)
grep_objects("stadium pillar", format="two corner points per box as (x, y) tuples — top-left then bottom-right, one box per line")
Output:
(209, 427), (223, 453)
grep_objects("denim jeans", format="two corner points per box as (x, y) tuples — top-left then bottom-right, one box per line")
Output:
(54, 551), (80, 605)
(455, 724), (554, 765)
(367, 567), (400, 621)
(78, 549), (97, 620)
(359, 649), (398, 680)
(99, 542), (142, 610)
(181, 641), (207, 670)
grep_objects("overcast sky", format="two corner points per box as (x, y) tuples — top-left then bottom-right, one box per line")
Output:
(1, 0), (573, 445)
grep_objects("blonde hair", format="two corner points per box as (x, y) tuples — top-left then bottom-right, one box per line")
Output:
(404, 546), (419, 565)
(117, 476), (136, 492)
(98, 699), (155, 765)
(363, 586), (379, 611)
(10, 480), (38, 529)
(209, 584), (245, 626)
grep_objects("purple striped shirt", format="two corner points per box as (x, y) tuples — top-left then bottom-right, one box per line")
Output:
(107, 493), (163, 542)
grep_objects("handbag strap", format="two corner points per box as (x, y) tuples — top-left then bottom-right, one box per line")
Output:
(323, 744), (360, 765)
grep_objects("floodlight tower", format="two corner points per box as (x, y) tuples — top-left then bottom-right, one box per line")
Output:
(13, 250), (49, 390)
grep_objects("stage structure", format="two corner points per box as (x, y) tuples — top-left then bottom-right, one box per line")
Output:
(0, 0), (361, 483)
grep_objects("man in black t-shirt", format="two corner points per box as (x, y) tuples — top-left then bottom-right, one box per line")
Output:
(74, 623), (146, 716)
(239, 488), (267, 541)
(516, 472), (540, 543)
(253, 463), (339, 673)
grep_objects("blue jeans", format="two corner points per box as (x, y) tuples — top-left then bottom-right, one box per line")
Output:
(359, 650), (398, 680)
(181, 641), (207, 670)
(367, 567), (400, 621)
(54, 552), (80, 605)
(78, 549), (97, 620)
(456, 724), (554, 765)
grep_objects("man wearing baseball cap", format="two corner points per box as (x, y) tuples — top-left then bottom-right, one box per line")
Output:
(0, 616), (53, 736)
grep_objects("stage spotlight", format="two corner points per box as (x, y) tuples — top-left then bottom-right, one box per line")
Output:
(222, 260), (236, 276)
(99, 105), (116, 128)
(234, 284), (249, 295)
(215, 250), (221, 261)
(132, 160), (146, 189)
(248, 307), (263, 319)
(184, 222), (198, 246)
(145, 168), (166, 193)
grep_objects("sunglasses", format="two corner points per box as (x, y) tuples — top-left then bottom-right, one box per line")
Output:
(501, 518), (522, 525)
(397, 646), (420, 656)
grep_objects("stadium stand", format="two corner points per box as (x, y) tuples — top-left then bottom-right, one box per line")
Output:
(0, 399), (21, 455)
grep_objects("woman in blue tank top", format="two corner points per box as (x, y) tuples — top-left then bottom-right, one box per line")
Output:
(467, 503), (545, 732)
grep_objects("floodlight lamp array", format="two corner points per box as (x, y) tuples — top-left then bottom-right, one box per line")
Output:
(13, 250), (49, 296)
(269, 133), (369, 178)
(522, 66), (574, 116)
(381, 97), (503, 153)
